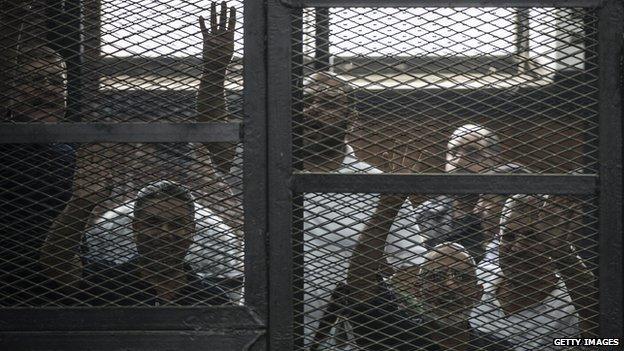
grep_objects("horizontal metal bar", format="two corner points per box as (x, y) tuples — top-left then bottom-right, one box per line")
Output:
(0, 306), (264, 331)
(292, 173), (598, 194)
(0, 331), (263, 351)
(0, 123), (241, 143)
(281, 0), (603, 8)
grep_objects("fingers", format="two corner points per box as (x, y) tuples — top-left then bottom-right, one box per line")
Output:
(219, 1), (228, 30)
(207, 2), (236, 34)
(199, 15), (207, 34)
(210, 2), (217, 32)
(228, 6), (236, 32)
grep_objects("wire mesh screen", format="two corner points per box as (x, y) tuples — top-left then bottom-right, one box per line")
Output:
(291, 6), (601, 351)
(293, 7), (598, 174)
(1, 142), (244, 307)
(295, 193), (598, 350)
(1, 1), (245, 307)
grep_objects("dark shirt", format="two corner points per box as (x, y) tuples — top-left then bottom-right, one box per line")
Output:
(332, 283), (512, 351)
(76, 257), (232, 306)
(1, 143), (75, 306)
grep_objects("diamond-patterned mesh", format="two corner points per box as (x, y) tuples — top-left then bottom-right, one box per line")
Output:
(0, 1), (613, 349)
(293, 7), (598, 174)
(296, 193), (598, 350)
(1, 142), (244, 307)
(1, 1), (244, 307)
(292, 6), (601, 351)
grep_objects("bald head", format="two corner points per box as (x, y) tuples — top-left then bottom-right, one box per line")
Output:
(445, 124), (501, 173)
(301, 72), (356, 167)
(418, 242), (481, 317)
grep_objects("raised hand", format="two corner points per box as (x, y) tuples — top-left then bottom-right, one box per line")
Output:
(537, 195), (581, 261)
(199, 2), (236, 74)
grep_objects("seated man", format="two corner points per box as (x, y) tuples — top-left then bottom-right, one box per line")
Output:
(1, 43), (76, 306)
(313, 194), (513, 351)
(470, 194), (597, 351)
(40, 146), (231, 306)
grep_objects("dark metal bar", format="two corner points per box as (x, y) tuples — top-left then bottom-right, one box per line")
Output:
(46, 0), (84, 122)
(598, 0), (623, 338)
(267, 0), (295, 349)
(314, 8), (330, 70)
(292, 8), (306, 351)
(0, 331), (263, 351)
(243, 1), (269, 350)
(0, 307), (264, 331)
(82, 0), (101, 118)
(0, 122), (241, 143)
(515, 8), (530, 74)
(292, 173), (598, 194)
(281, 0), (603, 8)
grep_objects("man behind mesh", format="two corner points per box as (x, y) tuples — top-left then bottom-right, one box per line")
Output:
(79, 2), (243, 296)
(470, 194), (597, 350)
(394, 124), (501, 264)
(39, 148), (231, 306)
(1, 43), (76, 306)
(317, 194), (513, 351)
(299, 71), (426, 346)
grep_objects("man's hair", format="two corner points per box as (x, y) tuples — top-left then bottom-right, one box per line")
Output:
(134, 180), (195, 219)
(449, 124), (502, 156)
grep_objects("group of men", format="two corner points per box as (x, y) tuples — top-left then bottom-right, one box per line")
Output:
(1, 2), (597, 350)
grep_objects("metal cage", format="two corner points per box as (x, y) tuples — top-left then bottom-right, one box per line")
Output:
(0, 0), (621, 350)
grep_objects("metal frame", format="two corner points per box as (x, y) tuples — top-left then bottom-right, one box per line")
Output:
(597, 0), (623, 338)
(1, 1), (269, 350)
(266, 1), (296, 350)
(1, 0), (621, 350)
(265, 0), (622, 350)
(281, 0), (605, 8)
(292, 173), (598, 194)
(0, 123), (241, 144)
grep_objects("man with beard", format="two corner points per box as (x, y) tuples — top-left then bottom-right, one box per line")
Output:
(1, 43), (76, 306)
(300, 71), (425, 347)
(388, 124), (509, 264)
(470, 194), (597, 350)
(39, 146), (231, 306)
(315, 194), (512, 350)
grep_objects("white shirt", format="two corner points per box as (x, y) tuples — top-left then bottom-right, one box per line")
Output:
(470, 261), (580, 351)
(303, 144), (426, 345)
(85, 201), (243, 280)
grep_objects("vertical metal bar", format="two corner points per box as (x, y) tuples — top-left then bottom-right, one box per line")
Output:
(598, 0), (623, 339)
(267, 0), (294, 350)
(291, 7), (305, 351)
(515, 8), (530, 74)
(83, 0), (101, 122)
(582, 8), (600, 277)
(0, 1), (21, 114)
(314, 8), (330, 71)
(243, 0), (269, 349)
(46, 0), (84, 122)
(65, 0), (84, 122)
